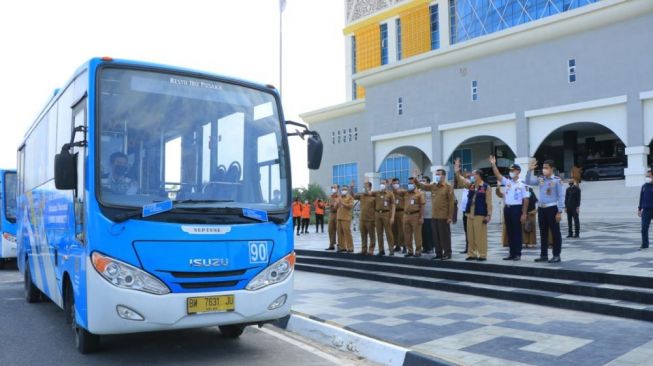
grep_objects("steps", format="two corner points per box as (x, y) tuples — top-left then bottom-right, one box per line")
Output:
(295, 249), (653, 322)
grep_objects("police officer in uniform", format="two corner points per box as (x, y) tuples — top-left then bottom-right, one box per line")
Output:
(489, 156), (529, 261)
(372, 180), (395, 256)
(352, 181), (377, 255)
(326, 185), (340, 250)
(391, 178), (406, 253)
(401, 178), (425, 257)
(525, 159), (565, 263)
(336, 186), (355, 253)
(638, 169), (653, 250)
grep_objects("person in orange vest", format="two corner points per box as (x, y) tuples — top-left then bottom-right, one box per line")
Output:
(314, 199), (325, 233)
(292, 198), (302, 236)
(301, 199), (311, 234)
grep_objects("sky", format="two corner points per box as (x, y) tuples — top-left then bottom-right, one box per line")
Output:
(0, 0), (345, 188)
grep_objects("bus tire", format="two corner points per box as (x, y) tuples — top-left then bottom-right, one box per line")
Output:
(66, 281), (100, 354)
(219, 324), (246, 338)
(24, 259), (43, 303)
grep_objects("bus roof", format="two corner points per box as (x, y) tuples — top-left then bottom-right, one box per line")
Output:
(20, 57), (280, 144)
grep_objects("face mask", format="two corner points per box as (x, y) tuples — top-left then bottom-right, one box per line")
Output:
(304, 201), (308, 204)
(393, 183), (400, 190)
(434, 175), (442, 184)
(113, 165), (128, 177)
(331, 188), (337, 194)
(341, 190), (348, 195)
(380, 184), (386, 190)
(646, 177), (652, 184)
(469, 176), (476, 184)
(407, 184), (415, 191)
(509, 171), (518, 179)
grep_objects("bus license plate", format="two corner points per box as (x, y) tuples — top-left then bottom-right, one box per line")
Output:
(187, 295), (235, 314)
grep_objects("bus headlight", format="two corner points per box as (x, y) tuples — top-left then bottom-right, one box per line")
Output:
(91, 252), (170, 295)
(246, 252), (295, 291)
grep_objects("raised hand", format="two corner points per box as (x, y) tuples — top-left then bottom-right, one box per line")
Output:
(489, 155), (497, 166)
(529, 158), (538, 171)
(454, 158), (461, 173)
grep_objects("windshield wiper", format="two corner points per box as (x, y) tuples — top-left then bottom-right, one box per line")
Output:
(174, 199), (235, 204)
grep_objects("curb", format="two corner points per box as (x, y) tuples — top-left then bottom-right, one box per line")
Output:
(273, 312), (460, 366)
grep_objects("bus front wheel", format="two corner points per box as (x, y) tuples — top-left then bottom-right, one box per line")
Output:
(24, 259), (43, 303)
(219, 324), (246, 338)
(66, 281), (100, 354)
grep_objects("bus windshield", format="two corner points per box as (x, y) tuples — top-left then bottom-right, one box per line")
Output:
(4, 172), (16, 221)
(97, 68), (288, 213)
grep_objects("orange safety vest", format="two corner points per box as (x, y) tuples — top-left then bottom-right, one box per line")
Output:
(301, 203), (311, 219)
(292, 202), (302, 217)
(314, 200), (325, 215)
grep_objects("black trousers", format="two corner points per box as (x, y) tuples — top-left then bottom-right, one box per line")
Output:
(504, 205), (523, 257)
(422, 218), (434, 252)
(315, 214), (324, 232)
(294, 217), (301, 233)
(301, 218), (310, 233)
(463, 215), (469, 253)
(567, 207), (580, 236)
(432, 219), (452, 257)
(538, 206), (562, 258)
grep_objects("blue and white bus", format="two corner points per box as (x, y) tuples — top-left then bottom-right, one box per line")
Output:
(0, 169), (17, 268)
(17, 57), (322, 353)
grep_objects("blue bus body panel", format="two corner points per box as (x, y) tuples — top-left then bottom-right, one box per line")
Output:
(0, 169), (17, 259)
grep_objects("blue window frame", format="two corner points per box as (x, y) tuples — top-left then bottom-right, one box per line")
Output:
(380, 23), (389, 65)
(396, 18), (402, 61)
(378, 155), (409, 187)
(332, 162), (358, 191)
(351, 35), (357, 99)
(449, 0), (601, 45)
(430, 4), (440, 50)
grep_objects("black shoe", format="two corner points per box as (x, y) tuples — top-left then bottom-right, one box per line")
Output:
(534, 257), (549, 262)
(404, 253), (414, 258)
(325, 247), (335, 251)
(389, 252), (395, 256)
(296, 233), (300, 236)
(574, 235), (579, 238)
(548, 256), (561, 263)
(393, 246), (401, 252)
(434, 255), (443, 260)
(503, 256), (515, 260)
(337, 249), (347, 253)
(441, 255), (451, 260)
(377, 252), (386, 256)
(640, 246), (649, 251)
(477, 257), (487, 262)
(465, 257), (477, 261)
(459, 251), (467, 254)
(414, 253), (422, 258)
(402, 247), (407, 254)
(513, 256), (521, 261)
(566, 235), (573, 238)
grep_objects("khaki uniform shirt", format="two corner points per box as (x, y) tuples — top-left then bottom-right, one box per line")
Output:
(354, 193), (376, 222)
(336, 195), (355, 221)
(416, 181), (455, 220)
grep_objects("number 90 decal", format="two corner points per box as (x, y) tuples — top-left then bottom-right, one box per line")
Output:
(248, 241), (270, 264)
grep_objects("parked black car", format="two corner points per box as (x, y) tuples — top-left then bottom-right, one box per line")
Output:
(582, 159), (626, 181)
(477, 166), (510, 186)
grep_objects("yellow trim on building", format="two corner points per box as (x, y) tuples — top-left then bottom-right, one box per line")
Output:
(343, 0), (433, 35)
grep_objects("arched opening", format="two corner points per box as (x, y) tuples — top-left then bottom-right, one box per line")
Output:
(444, 135), (516, 186)
(533, 122), (627, 181)
(377, 146), (431, 187)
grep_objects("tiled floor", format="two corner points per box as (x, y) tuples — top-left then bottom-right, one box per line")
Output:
(293, 271), (653, 366)
(295, 219), (653, 277)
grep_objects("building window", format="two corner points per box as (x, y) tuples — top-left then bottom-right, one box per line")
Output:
(396, 18), (402, 61)
(380, 23), (389, 66)
(430, 4), (440, 50)
(354, 127), (358, 141)
(378, 154), (409, 187)
(568, 58), (576, 83)
(332, 131), (335, 145)
(471, 80), (478, 101)
(397, 97), (404, 115)
(337, 130), (341, 144)
(449, 0), (600, 45)
(448, 148), (472, 181)
(333, 162), (358, 191)
(351, 35), (357, 99)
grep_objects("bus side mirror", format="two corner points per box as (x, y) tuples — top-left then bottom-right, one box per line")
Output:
(54, 148), (77, 190)
(307, 134), (323, 170)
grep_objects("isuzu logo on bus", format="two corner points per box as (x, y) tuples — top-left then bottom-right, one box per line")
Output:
(189, 258), (229, 267)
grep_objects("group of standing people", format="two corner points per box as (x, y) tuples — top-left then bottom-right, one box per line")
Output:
(292, 198), (326, 235)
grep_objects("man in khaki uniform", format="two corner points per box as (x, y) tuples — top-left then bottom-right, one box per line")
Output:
(402, 177), (425, 257)
(336, 185), (355, 253)
(415, 169), (455, 260)
(372, 180), (395, 256)
(326, 184), (340, 250)
(352, 181), (376, 255)
(391, 178), (406, 253)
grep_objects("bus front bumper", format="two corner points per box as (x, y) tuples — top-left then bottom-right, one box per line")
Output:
(1, 234), (16, 259)
(86, 259), (293, 335)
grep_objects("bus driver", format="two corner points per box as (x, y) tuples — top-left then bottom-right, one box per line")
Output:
(102, 152), (137, 195)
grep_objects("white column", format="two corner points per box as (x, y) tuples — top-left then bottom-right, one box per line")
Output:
(345, 34), (353, 101)
(625, 146), (650, 187)
(387, 18), (398, 64)
(365, 172), (381, 190)
(514, 157), (531, 172)
(437, 0), (450, 49)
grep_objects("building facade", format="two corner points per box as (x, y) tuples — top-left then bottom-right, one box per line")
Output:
(302, 0), (653, 191)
